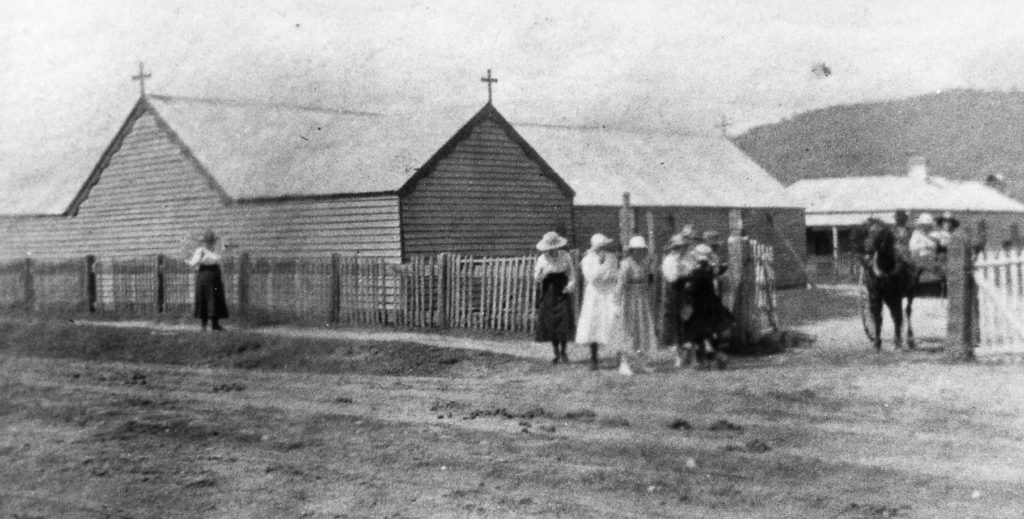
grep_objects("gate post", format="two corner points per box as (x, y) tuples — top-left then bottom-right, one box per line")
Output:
(727, 235), (752, 349)
(945, 230), (976, 361)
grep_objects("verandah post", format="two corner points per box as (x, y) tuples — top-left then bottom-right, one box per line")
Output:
(945, 229), (976, 361)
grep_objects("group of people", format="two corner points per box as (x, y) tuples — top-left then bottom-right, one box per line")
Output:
(532, 227), (734, 375)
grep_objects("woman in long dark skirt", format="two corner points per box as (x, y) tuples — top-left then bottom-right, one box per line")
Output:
(533, 231), (576, 363)
(680, 243), (733, 369)
(187, 230), (229, 331)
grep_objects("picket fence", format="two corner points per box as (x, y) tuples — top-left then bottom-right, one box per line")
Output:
(0, 240), (778, 340)
(972, 248), (1024, 358)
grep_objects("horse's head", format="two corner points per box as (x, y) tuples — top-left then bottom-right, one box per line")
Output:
(856, 219), (898, 275)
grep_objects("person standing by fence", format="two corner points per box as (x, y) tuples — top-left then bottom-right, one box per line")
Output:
(187, 230), (229, 331)
(576, 233), (620, 371)
(613, 236), (659, 375)
(662, 227), (698, 367)
(533, 231), (577, 364)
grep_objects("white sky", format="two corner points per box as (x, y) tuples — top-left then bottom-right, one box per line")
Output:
(3, 0), (1024, 211)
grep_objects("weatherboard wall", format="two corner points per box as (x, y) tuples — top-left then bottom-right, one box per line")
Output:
(0, 109), (402, 260)
(400, 119), (574, 257)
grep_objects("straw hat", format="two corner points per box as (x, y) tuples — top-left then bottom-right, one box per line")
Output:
(915, 213), (935, 227)
(200, 229), (217, 245)
(690, 243), (714, 262)
(627, 236), (647, 250)
(589, 233), (615, 251)
(536, 231), (568, 252)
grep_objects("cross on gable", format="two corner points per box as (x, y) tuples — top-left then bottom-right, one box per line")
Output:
(132, 62), (152, 97)
(715, 115), (733, 137)
(480, 69), (498, 104)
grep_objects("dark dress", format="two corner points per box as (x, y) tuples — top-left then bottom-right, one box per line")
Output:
(195, 265), (229, 319)
(534, 272), (575, 343)
(662, 279), (686, 346)
(680, 267), (733, 343)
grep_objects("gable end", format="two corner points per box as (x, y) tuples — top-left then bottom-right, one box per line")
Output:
(397, 104), (575, 199)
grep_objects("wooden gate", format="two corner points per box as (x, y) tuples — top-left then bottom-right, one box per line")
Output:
(972, 248), (1024, 358)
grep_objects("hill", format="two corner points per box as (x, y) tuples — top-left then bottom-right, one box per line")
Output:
(733, 89), (1024, 201)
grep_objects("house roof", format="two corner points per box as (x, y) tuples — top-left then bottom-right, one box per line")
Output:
(788, 176), (1024, 226)
(147, 95), (501, 200)
(514, 124), (802, 208)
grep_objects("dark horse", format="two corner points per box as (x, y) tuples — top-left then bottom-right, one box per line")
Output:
(850, 219), (922, 350)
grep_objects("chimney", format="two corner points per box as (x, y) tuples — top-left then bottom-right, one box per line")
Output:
(986, 173), (1006, 193)
(907, 155), (928, 181)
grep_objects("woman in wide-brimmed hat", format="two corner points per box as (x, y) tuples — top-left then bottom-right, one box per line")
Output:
(533, 231), (576, 364)
(187, 229), (229, 330)
(575, 233), (620, 370)
(611, 236), (659, 375)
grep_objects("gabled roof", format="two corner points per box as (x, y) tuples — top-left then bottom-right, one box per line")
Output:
(63, 96), (570, 214)
(787, 175), (1024, 218)
(514, 124), (802, 208)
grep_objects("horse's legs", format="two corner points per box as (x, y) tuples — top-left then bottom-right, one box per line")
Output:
(886, 292), (904, 350)
(869, 292), (884, 350)
(905, 294), (916, 349)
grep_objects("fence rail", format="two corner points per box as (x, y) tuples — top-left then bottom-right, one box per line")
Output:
(0, 242), (777, 341)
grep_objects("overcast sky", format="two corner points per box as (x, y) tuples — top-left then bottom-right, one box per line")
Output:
(3, 0), (1024, 211)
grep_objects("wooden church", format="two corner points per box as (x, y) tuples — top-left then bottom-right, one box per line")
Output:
(0, 91), (575, 261)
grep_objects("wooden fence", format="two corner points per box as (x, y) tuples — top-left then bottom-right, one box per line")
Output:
(0, 243), (777, 341)
(972, 248), (1024, 358)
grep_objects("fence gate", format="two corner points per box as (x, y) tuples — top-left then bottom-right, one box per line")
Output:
(972, 248), (1024, 358)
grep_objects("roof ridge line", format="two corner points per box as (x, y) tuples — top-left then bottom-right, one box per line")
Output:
(147, 94), (381, 116)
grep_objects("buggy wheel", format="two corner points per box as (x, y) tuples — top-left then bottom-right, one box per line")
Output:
(858, 268), (877, 343)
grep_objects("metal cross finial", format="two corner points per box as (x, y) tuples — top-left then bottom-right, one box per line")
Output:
(715, 115), (733, 137)
(132, 62), (152, 97)
(480, 69), (498, 104)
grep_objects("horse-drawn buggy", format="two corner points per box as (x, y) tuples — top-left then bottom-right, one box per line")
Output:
(853, 218), (949, 350)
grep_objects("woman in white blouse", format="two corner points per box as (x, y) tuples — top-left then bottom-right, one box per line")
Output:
(575, 233), (620, 370)
(533, 231), (577, 364)
(187, 230), (229, 330)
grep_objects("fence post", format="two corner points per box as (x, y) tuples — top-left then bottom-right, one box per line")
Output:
(237, 252), (250, 319)
(330, 253), (341, 324)
(437, 253), (449, 328)
(22, 257), (35, 312)
(85, 255), (97, 312)
(945, 230), (976, 361)
(155, 255), (165, 314)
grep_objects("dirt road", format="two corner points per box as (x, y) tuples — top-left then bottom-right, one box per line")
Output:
(1, 288), (1022, 518)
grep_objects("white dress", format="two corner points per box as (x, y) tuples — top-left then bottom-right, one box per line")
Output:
(575, 251), (620, 345)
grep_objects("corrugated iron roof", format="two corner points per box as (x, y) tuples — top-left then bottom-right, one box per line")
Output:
(515, 124), (801, 208)
(148, 95), (463, 200)
(787, 176), (1024, 217)
(2, 95), (801, 214)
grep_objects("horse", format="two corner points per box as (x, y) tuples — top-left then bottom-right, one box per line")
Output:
(850, 219), (923, 350)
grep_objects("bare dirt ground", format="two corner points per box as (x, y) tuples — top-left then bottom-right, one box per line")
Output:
(1, 286), (1022, 518)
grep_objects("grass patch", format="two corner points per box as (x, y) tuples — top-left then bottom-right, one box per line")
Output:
(0, 319), (535, 377)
